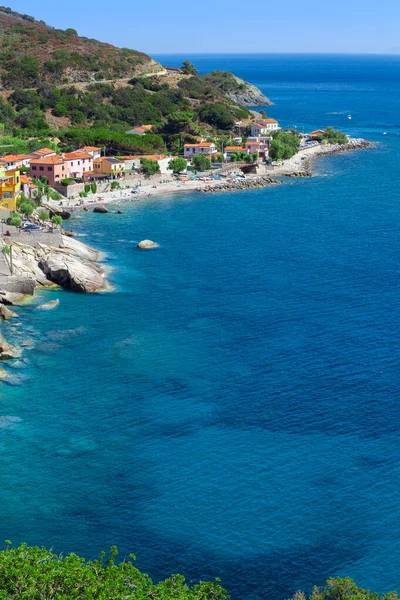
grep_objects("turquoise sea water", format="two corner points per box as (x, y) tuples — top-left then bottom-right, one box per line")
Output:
(2, 55), (400, 599)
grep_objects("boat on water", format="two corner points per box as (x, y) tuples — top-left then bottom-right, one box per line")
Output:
(347, 115), (352, 120)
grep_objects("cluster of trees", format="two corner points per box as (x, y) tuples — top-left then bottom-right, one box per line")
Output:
(0, 78), (249, 153)
(0, 543), (228, 599)
(230, 151), (258, 163)
(288, 577), (399, 600)
(140, 158), (160, 177)
(269, 130), (300, 160)
(321, 126), (348, 145)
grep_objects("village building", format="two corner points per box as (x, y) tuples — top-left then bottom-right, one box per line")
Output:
(30, 155), (66, 187)
(251, 119), (279, 136)
(75, 146), (102, 159)
(20, 175), (38, 199)
(1, 154), (31, 170)
(93, 157), (124, 178)
(30, 147), (57, 160)
(309, 129), (326, 138)
(0, 167), (21, 211)
(183, 142), (217, 159)
(63, 152), (94, 178)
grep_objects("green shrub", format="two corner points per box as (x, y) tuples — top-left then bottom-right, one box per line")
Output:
(52, 215), (63, 225)
(38, 210), (49, 221)
(168, 157), (187, 173)
(111, 181), (120, 190)
(90, 182), (97, 194)
(10, 213), (21, 227)
(0, 542), (228, 599)
(84, 183), (91, 193)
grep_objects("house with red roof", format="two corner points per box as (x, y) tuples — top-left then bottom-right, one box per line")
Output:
(251, 119), (279, 137)
(30, 155), (66, 187)
(63, 151), (93, 178)
(183, 141), (217, 159)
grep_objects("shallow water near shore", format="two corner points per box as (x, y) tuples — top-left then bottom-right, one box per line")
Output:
(2, 55), (400, 599)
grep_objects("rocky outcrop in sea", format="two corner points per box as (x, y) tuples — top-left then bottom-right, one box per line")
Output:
(228, 75), (273, 107)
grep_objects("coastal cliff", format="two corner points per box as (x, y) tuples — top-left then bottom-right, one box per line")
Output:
(202, 70), (272, 107)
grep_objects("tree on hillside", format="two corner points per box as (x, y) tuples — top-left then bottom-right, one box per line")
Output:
(192, 154), (212, 172)
(140, 158), (160, 177)
(168, 157), (187, 174)
(182, 60), (198, 75)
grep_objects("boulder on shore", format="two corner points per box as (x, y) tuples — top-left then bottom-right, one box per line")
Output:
(0, 291), (27, 305)
(0, 334), (21, 360)
(36, 299), (60, 310)
(137, 239), (159, 249)
(93, 206), (108, 213)
(41, 254), (106, 293)
(0, 305), (16, 320)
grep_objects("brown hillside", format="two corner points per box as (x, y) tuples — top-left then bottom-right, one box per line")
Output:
(0, 7), (161, 89)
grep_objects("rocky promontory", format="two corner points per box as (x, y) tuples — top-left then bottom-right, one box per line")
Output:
(228, 75), (273, 107)
(9, 235), (108, 293)
(199, 176), (280, 194)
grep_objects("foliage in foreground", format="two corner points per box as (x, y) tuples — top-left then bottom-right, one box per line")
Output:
(288, 577), (398, 600)
(0, 542), (228, 599)
(269, 130), (300, 161)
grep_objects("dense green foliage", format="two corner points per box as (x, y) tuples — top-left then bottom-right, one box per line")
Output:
(168, 157), (187, 173)
(0, 542), (228, 599)
(321, 126), (348, 144)
(269, 130), (300, 160)
(230, 151), (253, 163)
(9, 213), (21, 227)
(288, 577), (399, 600)
(202, 71), (246, 93)
(52, 215), (63, 225)
(140, 158), (160, 176)
(192, 154), (212, 171)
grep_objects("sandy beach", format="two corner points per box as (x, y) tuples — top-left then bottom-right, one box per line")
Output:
(49, 138), (374, 210)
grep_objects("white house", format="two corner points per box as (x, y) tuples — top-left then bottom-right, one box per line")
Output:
(251, 119), (279, 137)
(183, 142), (217, 159)
(75, 146), (102, 159)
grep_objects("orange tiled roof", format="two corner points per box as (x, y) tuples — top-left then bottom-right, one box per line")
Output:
(225, 146), (244, 151)
(1, 154), (21, 162)
(246, 141), (261, 146)
(184, 142), (215, 148)
(31, 147), (56, 155)
(64, 152), (93, 160)
(30, 155), (64, 165)
(80, 146), (101, 152)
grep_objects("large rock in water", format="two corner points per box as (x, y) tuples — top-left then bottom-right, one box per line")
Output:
(93, 206), (108, 213)
(41, 253), (106, 292)
(137, 239), (158, 249)
(36, 299), (60, 310)
(0, 305), (16, 320)
(0, 334), (21, 360)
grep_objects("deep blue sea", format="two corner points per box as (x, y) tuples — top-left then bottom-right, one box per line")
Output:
(2, 54), (400, 600)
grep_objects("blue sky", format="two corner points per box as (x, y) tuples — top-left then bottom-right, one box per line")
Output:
(9, 0), (400, 55)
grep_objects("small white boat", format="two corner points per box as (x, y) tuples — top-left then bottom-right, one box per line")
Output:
(383, 132), (387, 135)
(347, 115), (352, 120)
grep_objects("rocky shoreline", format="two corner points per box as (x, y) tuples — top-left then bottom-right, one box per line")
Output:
(199, 176), (281, 193)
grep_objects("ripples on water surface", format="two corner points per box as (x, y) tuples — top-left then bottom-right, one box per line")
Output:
(2, 55), (400, 599)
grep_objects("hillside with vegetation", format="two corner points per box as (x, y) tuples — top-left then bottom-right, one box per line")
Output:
(0, 10), (268, 155)
(0, 7), (161, 88)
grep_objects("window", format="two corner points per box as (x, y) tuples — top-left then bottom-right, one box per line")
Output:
(78, 161), (80, 165)
(55, 174), (59, 178)
(71, 162), (73, 166)
(62, 166), (65, 171)
(32, 166), (37, 171)
(48, 167), (53, 172)
(3, 192), (12, 199)
(16, 176), (19, 183)
(39, 166), (44, 171)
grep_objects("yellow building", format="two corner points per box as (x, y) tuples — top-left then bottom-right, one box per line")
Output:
(93, 157), (124, 178)
(0, 167), (21, 211)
